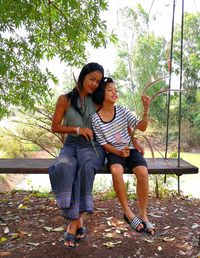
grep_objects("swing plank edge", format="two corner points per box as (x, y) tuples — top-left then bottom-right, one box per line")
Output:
(0, 158), (198, 176)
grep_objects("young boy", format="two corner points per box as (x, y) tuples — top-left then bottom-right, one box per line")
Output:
(91, 77), (155, 234)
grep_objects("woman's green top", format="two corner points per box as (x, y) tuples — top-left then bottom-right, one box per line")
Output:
(64, 95), (96, 136)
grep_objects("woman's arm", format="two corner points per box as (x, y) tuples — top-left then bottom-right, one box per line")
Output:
(51, 95), (77, 134)
(52, 94), (94, 140)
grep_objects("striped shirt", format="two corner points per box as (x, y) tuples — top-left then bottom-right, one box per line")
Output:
(91, 105), (139, 151)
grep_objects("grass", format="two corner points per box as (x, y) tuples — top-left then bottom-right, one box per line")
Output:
(23, 142), (41, 152)
(144, 151), (200, 198)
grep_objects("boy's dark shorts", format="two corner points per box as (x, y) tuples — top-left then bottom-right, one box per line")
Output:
(106, 149), (147, 171)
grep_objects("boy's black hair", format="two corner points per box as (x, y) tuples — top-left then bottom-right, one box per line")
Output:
(92, 77), (114, 105)
(67, 62), (104, 116)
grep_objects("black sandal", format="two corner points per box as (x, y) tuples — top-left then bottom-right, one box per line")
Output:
(76, 227), (87, 241)
(63, 232), (76, 248)
(144, 221), (156, 235)
(124, 214), (145, 232)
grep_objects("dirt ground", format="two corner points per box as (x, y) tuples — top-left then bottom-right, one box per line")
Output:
(0, 190), (200, 258)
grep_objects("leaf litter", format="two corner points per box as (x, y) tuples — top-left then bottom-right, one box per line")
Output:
(0, 191), (200, 257)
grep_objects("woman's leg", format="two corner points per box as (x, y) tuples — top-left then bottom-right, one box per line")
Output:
(77, 143), (105, 213)
(110, 164), (144, 231)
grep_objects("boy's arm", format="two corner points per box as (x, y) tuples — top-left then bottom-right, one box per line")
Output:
(136, 94), (150, 132)
(128, 126), (144, 155)
(132, 137), (145, 156)
(135, 112), (149, 131)
(102, 144), (130, 158)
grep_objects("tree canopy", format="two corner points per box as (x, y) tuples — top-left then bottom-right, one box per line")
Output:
(0, 0), (117, 119)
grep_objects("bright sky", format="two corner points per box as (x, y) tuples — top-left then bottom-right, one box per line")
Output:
(43, 0), (200, 88)
(89, 0), (200, 72)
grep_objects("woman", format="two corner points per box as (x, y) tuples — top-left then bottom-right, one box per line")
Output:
(48, 63), (106, 248)
(92, 77), (155, 235)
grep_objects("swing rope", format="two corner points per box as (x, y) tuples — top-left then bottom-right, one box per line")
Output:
(178, 0), (185, 166)
(165, 0), (184, 167)
(165, 0), (176, 159)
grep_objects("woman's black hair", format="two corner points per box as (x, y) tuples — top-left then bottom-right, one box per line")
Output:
(92, 77), (114, 105)
(67, 62), (104, 116)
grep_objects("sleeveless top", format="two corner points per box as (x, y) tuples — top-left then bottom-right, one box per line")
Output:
(63, 95), (96, 136)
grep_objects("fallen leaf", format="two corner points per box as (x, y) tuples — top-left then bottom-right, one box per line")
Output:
(0, 251), (12, 257)
(96, 208), (109, 211)
(104, 229), (112, 232)
(0, 237), (8, 244)
(18, 204), (29, 210)
(107, 221), (112, 227)
(8, 232), (21, 240)
(179, 250), (186, 255)
(136, 247), (142, 255)
(148, 213), (162, 218)
(163, 237), (175, 242)
(123, 232), (131, 237)
(28, 242), (40, 247)
(0, 223), (7, 226)
(52, 226), (64, 232)
(43, 226), (53, 232)
(106, 217), (113, 220)
(3, 226), (9, 234)
(119, 227), (128, 232)
(192, 223), (199, 229)
(43, 226), (64, 232)
(103, 233), (114, 238)
(143, 238), (154, 243)
(103, 241), (122, 248)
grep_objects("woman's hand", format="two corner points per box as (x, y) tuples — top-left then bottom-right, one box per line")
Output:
(79, 127), (94, 141)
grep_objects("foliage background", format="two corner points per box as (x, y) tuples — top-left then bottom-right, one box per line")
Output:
(0, 1), (199, 156)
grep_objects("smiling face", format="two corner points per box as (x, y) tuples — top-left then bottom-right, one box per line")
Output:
(81, 71), (103, 96)
(104, 82), (119, 104)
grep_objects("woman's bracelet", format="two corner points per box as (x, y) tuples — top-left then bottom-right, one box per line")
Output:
(76, 127), (80, 135)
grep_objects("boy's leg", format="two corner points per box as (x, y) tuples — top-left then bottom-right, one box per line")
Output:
(133, 165), (155, 235)
(110, 163), (144, 231)
(132, 165), (149, 222)
(110, 164), (130, 214)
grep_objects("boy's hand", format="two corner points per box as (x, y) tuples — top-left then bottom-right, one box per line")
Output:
(132, 139), (145, 156)
(120, 146), (130, 158)
(141, 94), (151, 112)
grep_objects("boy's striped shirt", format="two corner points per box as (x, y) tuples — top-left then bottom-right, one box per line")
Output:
(92, 105), (139, 151)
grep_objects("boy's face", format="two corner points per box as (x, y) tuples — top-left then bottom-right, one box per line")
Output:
(104, 82), (118, 104)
